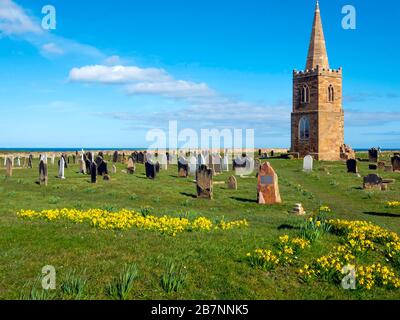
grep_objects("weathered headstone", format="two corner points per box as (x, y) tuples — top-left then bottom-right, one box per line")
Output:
(213, 154), (222, 174)
(79, 159), (86, 174)
(90, 162), (97, 183)
(293, 203), (306, 215)
(39, 157), (48, 186)
(363, 174), (383, 190)
(28, 155), (33, 169)
(227, 176), (237, 190)
(160, 154), (168, 170)
(303, 155), (313, 172)
(127, 157), (135, 174)
(112, 164), (117, 174)
(392, 156), (400, 172)
(378, 161), (386, 170)
(188, 156), (197, 175)
(178, 157), (189, 178)
(346, 159), (358, 173)
(257, 162), (282, 204)
(98, 160), (108, 176)
(222, 155), (229, 172)
(196, 165), (213, 199)
(16, 157), (21, 167)
(113, 151), (119, 163)
(6, 157), (13, 177)
(368, 148), (378, 163)
(385, 165), (394, 173)
(145, 160), (156, 179)
(58, 157), (65, 179)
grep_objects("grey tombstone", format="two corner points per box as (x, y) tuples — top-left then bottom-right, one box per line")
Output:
(58, 157), (65, 179)
(27, 155), (33, 169)
(196, 165), (213, 199)
(16, 157), (21, 167)
(113, 151), (119, 163)
(160, 154), (168, 170)
(214, 154), (222, 174)
(222, 155), (229, 172)
(189, 156), (197, 176)
(112, 164), (117, 174)
(303, 155), (313, 172)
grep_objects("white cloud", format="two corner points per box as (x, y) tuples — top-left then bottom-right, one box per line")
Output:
(104, 55), (123, 66)
(69, 65), (171, 84)
(41, 42), (64, 55)
(0, 0), (41, 35)
(126, 80), (215, 98)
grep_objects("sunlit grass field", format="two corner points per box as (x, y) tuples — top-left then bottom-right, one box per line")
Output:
(0, 152), (399, 300)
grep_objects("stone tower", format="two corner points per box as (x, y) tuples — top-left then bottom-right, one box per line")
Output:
(291, 1), (344, 161)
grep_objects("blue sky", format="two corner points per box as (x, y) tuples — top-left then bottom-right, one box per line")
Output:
(0, 0), (399, 148)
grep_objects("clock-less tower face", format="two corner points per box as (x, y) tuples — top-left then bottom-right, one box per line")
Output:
(291, 2), (344, 161)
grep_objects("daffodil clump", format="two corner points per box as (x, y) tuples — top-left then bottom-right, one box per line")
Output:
(386, 201), (400, 208)
(17, 209), (248, 236)
(247, 235), (310, 270)
(299, 219), (400, 290)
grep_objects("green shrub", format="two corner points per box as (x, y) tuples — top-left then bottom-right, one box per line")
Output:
(106, 264), (139, 300)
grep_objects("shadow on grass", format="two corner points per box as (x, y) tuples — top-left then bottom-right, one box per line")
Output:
(277, 224), (300, 231)
(180, 192), (197, 199)
(363, 212), (400, 218)
(230, 197), (257, 203)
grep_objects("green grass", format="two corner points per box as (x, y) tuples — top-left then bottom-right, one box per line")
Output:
(0, 152), (399, 300)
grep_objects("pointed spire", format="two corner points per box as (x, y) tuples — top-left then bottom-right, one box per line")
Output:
(306, 1), (329, 70)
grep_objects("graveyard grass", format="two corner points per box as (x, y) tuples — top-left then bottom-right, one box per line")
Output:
(0, 152), (400, 300)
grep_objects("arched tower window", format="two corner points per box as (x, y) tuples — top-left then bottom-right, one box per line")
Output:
(299, 116), (310, 140)
(301, 84), (310, 104)
(328, 85), (334, 102)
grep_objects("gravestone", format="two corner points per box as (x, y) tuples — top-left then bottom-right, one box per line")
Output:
(72, 154), (76, 165)
(257, 162), (282, 204)
(127, 158), (135, 174)
(62, 154), (68, 169)
(145, 160), (156, 179)
(378, 161), (386, 170)
(95, 156), (103, 167)
(222, 155), (229, 172)
(90, 162), (97, 183)
(6, 157), (13, 177)
(270, 150), (275, 157)
(213, 154), (222, 174)
(385, 165), (393, 173)
(155, 161), (160, 174)
(112, 164), (117, 174)
(51, 154), (55, 166)
(98, 160), (108, 176)
(84, 155), (91, 174)
(368, 148), (378, 163)
(258, 149), (262, 156)
(178, 157), (189, 178)
(79, 159), (86, 174)
(160, 154), (168, 170)
(197, 154), (206, 169)
(196, 165), (213, 199)
(254, 159), (261, 175)
(112, 151), (118, 163)
(39, 158), (48, 186)
(138, 152), (144, 164)
(28, 155), (33, 169)
(58, 157), (65, 179)
(227, 176), (237, 190)
(363, 174), (383, 190)
(189, 156), (197, 175)
(16, 157), (21, 167)
(293, 203), (306, 215)
(369, 164), (378, 170)
(392, 156), (400, 172)
(346, 159), (358, 173)
(303, 155), (313, 172)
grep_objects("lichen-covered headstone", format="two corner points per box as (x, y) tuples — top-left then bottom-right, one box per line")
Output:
(127, 157), (135, 174)
(178, 157), (188, 178)
(227, 176), (237, 190)
(363, 174), (383, 190)
(39, 157), (48, 186)
(196, 165), (213, 199)
(257, 162), (282, 204)
(392, 156), (400, 172)
(145, 160), (156, 179)
(368, 148), (378, 163)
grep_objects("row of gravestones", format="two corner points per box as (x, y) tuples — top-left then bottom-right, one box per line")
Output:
(346, 155), (400, 173)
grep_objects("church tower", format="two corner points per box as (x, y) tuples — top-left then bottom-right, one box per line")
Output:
(291, 1), (344, 161)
